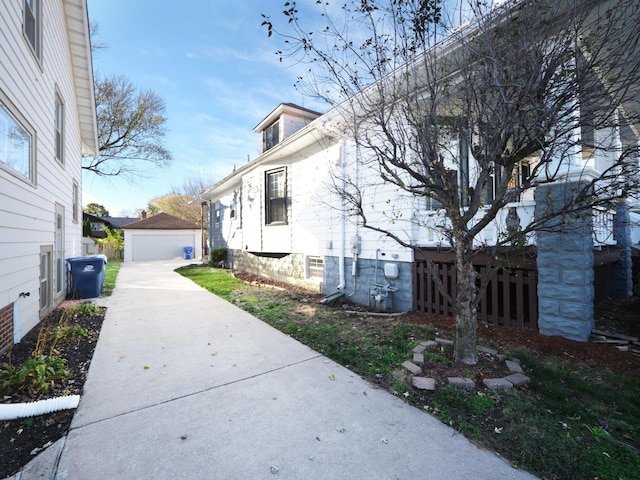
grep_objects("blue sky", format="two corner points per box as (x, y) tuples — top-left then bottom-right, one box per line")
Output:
(83, 0), (326, 216)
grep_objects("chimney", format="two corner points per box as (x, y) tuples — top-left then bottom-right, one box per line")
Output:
(140, 210), (147, 219)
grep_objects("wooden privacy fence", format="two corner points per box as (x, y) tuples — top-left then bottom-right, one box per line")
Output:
(413, 254), (538, 330)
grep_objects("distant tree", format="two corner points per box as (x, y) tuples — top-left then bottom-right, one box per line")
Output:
(84, 203), (109, 218)
(147, 174), (215, 226)
(147, 193), (202, 226)
(173, 174), (215, 199)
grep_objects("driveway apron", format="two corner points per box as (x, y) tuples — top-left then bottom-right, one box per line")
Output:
(55, 260), (537, 479)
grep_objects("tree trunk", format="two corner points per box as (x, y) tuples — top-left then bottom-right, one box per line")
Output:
(454, 237), (478, 365)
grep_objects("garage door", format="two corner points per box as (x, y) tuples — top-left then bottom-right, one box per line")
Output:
(131, 234), (196, 261)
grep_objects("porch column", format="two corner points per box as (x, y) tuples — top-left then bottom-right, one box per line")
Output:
(535, 180), (594, 342)
(610, 201), (633, 298)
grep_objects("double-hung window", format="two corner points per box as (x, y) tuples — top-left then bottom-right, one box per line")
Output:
(55, 94), (64, 165)
(24, 0), (41, 60)
(0, 94), (35, 184)
(265, 168), (287, 225)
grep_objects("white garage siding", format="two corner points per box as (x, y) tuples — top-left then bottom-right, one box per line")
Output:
(132, 234), (196, 261)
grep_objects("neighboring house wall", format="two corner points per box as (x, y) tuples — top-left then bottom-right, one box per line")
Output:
(0, 0), (96, 352)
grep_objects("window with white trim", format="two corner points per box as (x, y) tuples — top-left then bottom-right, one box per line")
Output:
(265, 168), (287, 224)
(307, 256), (324, 279)
(0, 93), (35, 183)
(55, 94), (65, 164)
(23, 0), (41, 60)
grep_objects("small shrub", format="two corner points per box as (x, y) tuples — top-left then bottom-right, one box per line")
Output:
(209, 247), (227, 266)
(0, 355), (71, 395)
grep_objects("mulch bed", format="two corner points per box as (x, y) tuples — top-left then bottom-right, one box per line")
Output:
(0, 303), (105, 478)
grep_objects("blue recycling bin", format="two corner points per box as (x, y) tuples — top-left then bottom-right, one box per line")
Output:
(183, 246), (193, 260)
(67, 255), (107, 299)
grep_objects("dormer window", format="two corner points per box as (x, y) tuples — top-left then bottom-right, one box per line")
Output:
(263, 120), (280, 152)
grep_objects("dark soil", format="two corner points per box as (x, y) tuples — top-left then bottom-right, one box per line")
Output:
(0, 302), (104, 479)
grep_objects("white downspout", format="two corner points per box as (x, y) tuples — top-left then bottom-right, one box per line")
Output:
(338, 140), (346, 290)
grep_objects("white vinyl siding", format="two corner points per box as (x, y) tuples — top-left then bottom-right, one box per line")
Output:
(1, 0), (90, 340)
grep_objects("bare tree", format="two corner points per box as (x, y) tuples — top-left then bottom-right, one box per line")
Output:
(264, 0), (640, 364)
(85, 23), (172, 179)
(83, 74), (172, 178)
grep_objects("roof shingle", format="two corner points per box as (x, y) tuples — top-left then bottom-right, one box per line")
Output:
(122, 212), (200, 230)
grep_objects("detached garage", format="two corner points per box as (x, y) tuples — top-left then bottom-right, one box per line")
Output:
(122, 213), (202, 262)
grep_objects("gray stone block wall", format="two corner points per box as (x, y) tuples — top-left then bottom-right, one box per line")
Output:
(535, 182), (594, 341)
(322, 256), (413, 312)
(611, 202), (633, 298)
(229, 250), (321, 291)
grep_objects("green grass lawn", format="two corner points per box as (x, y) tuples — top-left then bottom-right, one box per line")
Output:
(101, 260), (121, 296)
(177, 264), (640, 480)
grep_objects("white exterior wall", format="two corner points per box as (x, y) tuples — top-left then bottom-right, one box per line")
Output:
(0, 0), (91, 341)
(282, 112), (314, 140)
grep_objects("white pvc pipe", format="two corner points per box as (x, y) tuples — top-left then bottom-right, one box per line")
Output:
(0, 395), (80, 421)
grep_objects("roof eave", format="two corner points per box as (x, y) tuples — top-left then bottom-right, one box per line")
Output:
(64, 0), (99, 156)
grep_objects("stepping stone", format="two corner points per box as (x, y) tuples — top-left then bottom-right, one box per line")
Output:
(478, 345), (498, 355)
(412, 377), (436, 390)
(401, 360), (422, 376)
(435, 338), (454, 346)
(505, 373), (530, 387)
(420, 340), (438, 349)
(505, 360), (523, 373)
(412, 344), (426, 354)
(447, 377), (475, 390)
(412, 353), (425, 366)
(483, 378), (513, 390)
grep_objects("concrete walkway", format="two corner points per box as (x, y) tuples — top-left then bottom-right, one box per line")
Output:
(11, 260), (537, 479)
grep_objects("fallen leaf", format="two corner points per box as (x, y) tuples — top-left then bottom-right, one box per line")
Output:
(144, 365), (150, 370)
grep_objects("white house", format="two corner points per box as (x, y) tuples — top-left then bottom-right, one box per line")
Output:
(0, 0), (98, 352)
(197, 0), (639, 342)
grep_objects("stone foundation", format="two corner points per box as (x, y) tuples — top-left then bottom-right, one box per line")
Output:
(229, 250), (321, 292)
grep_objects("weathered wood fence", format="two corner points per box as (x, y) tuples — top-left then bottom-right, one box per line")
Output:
(413, 251), (538, 330)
